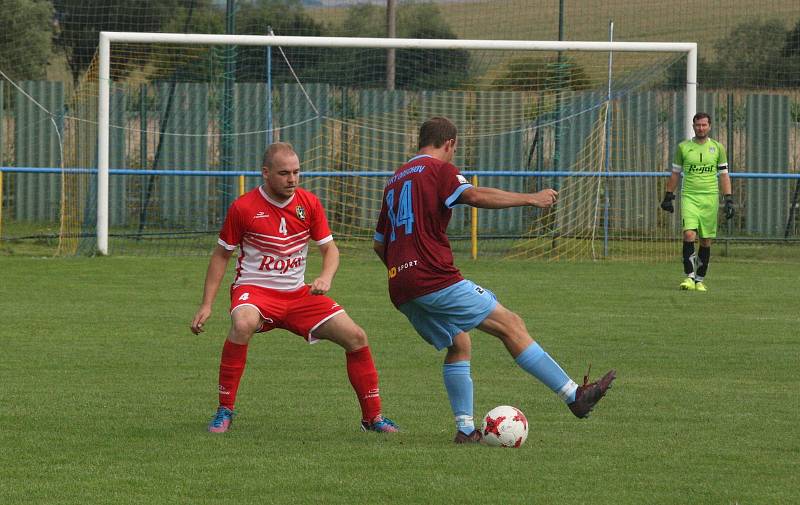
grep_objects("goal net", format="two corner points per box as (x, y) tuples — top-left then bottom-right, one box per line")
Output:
(85, 34), (696, 259)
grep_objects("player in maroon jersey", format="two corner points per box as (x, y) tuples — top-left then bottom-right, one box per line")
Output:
(191, 142), (397, 434)
(373, 117), (614, 443)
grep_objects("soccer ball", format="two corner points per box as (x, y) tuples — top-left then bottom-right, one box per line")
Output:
(481, 405), (528, 448)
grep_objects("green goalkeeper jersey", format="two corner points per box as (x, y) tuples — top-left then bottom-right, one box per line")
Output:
(673, 138), (728, 195)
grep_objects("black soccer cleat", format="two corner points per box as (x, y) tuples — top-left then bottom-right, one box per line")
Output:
(568, 367), (616, 419)
(453, 429), (483, 444)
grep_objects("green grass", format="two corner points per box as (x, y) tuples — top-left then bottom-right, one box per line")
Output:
(1, 255), (798, 504)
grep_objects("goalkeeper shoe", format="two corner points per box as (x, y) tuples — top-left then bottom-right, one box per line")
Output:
(361, 415), (399, 433)
(453, 429), (483, 444)
(208, 406), (235, 433)
(568, 368), (616, 419)
(694, 281), (707, 292)
(679, 277), (696, 291)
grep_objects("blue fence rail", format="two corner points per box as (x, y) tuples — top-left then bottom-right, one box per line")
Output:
(2, 168), (798, 247)
(3, 167), (799, 179)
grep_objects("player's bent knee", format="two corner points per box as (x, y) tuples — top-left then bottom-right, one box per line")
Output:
(314, 314), (368, 350)
(229, 316), (260, 342)
(497, 311), (532, 348)
(344, 325), (369, 349)
(496, 307), (528, 336)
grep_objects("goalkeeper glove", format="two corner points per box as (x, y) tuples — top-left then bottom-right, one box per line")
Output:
(660, 191), (675, 213)
(724, 194), (735, 220)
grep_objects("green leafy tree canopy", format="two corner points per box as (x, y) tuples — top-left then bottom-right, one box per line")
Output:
(0, 0), (53, 81)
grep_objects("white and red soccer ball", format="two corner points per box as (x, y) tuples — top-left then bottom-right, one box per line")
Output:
(481, 405), (528, 448)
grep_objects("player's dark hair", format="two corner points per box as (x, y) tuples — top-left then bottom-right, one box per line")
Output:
(262, 142), (296, 170)
(693, 112), (711, 123)
(418, 116), (458, 150)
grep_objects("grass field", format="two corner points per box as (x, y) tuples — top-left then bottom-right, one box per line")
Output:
(1, 254), (798, 504)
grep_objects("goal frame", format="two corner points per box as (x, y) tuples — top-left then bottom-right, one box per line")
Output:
(97, 31), (697, 255)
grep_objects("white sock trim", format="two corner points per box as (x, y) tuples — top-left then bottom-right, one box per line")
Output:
(558, 380), (579, 402)
(455, 415), (474, 430)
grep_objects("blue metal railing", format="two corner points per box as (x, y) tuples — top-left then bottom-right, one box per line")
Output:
(2, 167), (799, 179)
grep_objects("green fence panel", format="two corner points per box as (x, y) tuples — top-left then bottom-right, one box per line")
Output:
(155, 82), (210, 230)
(417, 91), (470, 234)
(14, 81), (63, 222)
(474, 91), (527, 236)
(234, 82), (270, 193)
(553, 91), (603, 238)
(109, 89), (127, 226)
(347, 89), (411, 236)
(745, 94), (790, 237)
(275, 83), (329, 171)
(611, 91), (661, 235)
(0, 81), (3, 164)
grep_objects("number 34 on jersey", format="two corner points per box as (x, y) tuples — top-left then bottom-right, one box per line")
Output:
(386, 180), (415, 241)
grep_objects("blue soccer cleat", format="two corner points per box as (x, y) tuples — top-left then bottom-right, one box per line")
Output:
(360, 415), (399, 433)
(208, 406), (235, 433)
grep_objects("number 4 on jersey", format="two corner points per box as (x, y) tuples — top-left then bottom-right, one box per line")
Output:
(386, 180), (414, 241)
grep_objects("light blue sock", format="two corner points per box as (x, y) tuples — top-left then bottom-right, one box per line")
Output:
(515, 342), (578, 403)
(443, 361), (474, 434)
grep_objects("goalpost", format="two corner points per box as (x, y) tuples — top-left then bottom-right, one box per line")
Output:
(96, 32), (697, 257)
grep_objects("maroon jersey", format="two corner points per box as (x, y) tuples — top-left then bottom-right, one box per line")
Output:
(374, 154), (473, 306)
(219, 186), (332, 291)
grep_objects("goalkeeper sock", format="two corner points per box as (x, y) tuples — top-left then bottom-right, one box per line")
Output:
(217, 339), (248, 410)
(696, 246), (711, 279)
(443, 361), (475, 434)
(682, 241), (696, 276)
(345, 346), (382, 422)
(515, 342), (578, 403)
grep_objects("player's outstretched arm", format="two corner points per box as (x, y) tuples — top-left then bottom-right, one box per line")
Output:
(457, 186), (557, 209)
(191, 245), (233, 335)
(311, 240), (339, 295)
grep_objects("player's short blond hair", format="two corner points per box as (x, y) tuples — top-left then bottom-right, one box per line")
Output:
(262, 142), (297, 170)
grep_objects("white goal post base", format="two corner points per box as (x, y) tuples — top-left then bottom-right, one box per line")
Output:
(97, 31), (697, 255)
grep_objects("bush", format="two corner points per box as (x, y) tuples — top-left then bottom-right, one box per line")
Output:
(493, 55), (591, 92)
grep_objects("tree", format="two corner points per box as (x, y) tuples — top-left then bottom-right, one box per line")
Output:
(710, 19), (789, 88)
(0, 0), (53, 81)
(53, 0), (220, 83)
(493, 55), (591, 92)
(325, 3), (471, 90)
(234, 0), (326, 82)
(781, 18), (800, 87)
(664, 18), (800, 89)
(663, 54), (718, 90)
(783, 18), (800, 56)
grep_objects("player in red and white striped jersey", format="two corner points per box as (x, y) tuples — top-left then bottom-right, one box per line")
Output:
(191, 142), (397, 434)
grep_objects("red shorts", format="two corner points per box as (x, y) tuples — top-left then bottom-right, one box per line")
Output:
(230, 284), (345, 342)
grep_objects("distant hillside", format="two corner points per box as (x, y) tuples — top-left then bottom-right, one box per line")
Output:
(308, 0), (800, 63)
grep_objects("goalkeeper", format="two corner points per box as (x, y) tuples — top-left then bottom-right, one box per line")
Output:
(660, 112), (733, 292)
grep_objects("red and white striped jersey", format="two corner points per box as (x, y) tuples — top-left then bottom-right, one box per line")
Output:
(218, 186), (333, 291)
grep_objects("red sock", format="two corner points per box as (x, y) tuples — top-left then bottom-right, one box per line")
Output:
(218, 340), (248, 410)
(346, 346), (382, 422)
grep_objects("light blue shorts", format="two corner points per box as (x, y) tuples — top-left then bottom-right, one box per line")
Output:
(397, 279), (498, 351)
